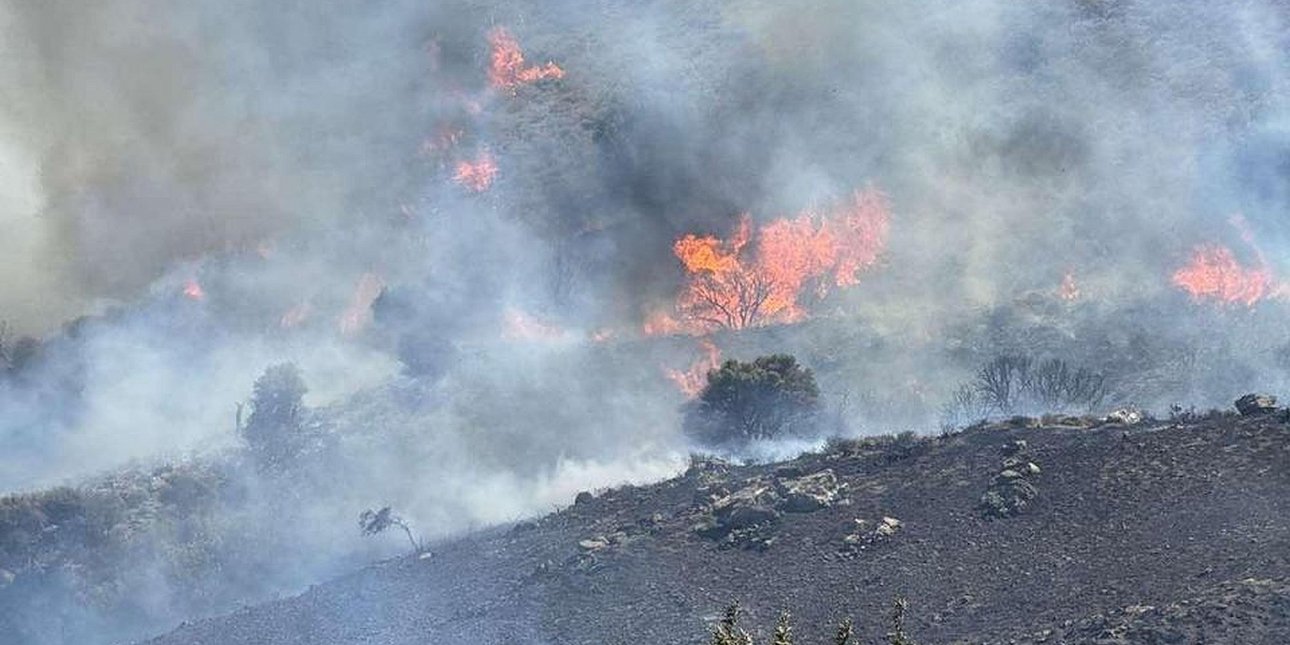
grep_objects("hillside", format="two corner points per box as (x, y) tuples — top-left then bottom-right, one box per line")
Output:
(141, 408), (1290, 644)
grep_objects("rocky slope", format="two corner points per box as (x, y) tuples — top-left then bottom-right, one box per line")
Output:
(142, 410), (1290, 644)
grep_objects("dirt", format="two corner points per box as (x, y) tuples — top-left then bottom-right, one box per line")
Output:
(140, 413), (1290, 644)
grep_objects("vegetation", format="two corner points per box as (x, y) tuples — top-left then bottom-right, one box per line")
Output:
(684, 354), (821, 447)
(706, 598), (917, 645)
(358, 506), (424, 554)
(942, 355), (1106, 428)
(242, 363), (308, 469)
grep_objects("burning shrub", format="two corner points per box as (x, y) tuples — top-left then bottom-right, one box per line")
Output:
(942, 355), (1106, 428)
(684, 354), (820, 447)
(242, 363), (307, 469)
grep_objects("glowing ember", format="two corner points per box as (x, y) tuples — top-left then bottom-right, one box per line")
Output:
(502, 308), (567, 341)
(488, 27), (565, 90)
(666, 340), (721, 398)
(651, 188), (890, 334)
(182, 279), (205, 301)
(1172, 245), (1274, 306)
(339, 273), (384, 335)
(1058, 271), (1080, 302)
(453, 151), (498, 192)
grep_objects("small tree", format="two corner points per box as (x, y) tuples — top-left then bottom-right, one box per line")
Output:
(771, 611), (794, 645)
(359, 506), (424, 554)
(709, 603), (753, 645)
(834, 617), (854, 645)
(888, 597), (918, 645)
(242, 363), (307, 469)
(684, 354), (820, 447)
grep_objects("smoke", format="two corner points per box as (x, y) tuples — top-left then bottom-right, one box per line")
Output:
(2, 0), (1290, 643)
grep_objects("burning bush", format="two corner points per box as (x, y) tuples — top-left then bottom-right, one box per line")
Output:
(684, 354), (821, 447)
(242, 363), (307, 469)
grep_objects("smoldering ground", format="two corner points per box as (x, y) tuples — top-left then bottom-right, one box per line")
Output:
(1, 0), (1289, 643)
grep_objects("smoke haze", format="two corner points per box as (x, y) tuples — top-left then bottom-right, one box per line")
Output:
(1, 1), (1289, 643)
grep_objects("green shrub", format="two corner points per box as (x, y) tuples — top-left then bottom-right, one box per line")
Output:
(684, 354), (820, 447)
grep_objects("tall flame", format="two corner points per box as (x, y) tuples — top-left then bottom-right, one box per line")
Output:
(339, 273), (384, 335)
(487, 27), (565, 91)
(1172, 246), (1273, 306)
(453, 151), (498, 192)
(652, 188), (890, 334)
(666, 340), (722, 398)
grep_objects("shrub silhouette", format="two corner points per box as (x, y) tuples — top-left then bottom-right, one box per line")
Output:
(684, 354), (820, 447)
(242, 363), (307, 469)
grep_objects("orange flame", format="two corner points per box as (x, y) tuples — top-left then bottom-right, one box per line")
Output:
(453, 151), (498, 192)
(339, 273), (384, 335)
(280, 303), (312, 329)
(502, 308), (567, 341)
(1058, 271), (1080, 302)
(182, 279), (205, 301)
(487, 27), (564, 91)
(651, 188), (890, 334)
(666, 340), (721, 398)
(1172, 245), (1274, 306)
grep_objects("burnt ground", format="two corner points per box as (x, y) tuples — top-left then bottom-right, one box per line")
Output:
(140, 412), (1290, 644)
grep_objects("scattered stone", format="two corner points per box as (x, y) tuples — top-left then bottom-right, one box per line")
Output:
(1235, 393), (1277, 416)
(776, 469), (843, 512)
(1104, 407), (1144, 426)
(841, 516), (903, 552)
(578, 536), (610, 552)
(1002, 440), (1028, 456)
(982, 441), (1042, 518)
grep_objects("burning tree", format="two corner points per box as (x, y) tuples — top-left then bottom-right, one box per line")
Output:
(241, 363), (307, 469)
(684, 354), (820, 447)
(658, 189), (890, 334)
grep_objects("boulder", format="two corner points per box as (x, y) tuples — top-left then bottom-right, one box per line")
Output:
(1002, 440), (1028, 456)
(1235, 393), (1277, 416)
(724, 505), (780, 530)
(712, 484), (780, 519)
(776, 469), (842, 513)
(1105, 407), (1144, 426)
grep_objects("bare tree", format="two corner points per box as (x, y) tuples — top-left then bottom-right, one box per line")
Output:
(684, 270), (774, 330)
(359, 507), (424, 554)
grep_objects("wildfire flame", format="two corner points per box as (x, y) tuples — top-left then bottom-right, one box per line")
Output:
(280, 303), (312, 329)
(487, 27), (565, 90)
(650, 188), (890, 334)
(453, 151), (498, 192)
(182, 279), (206, 301)
(502, 308), (568, 341)
(1172, 245), (1274, 306)
(666, 340), (722, 398)
(1058, 271), (1080, 302)
(339, 273), (384, 335)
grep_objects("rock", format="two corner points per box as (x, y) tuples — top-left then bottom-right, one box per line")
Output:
(875, 516), (903, 537)
(574, 491), (594, 506)
(578, 536), (610, 551)
(724, 505), (780, 530)
(1105, 407), (1144, 426)
(1002, 440), (1028, 456)
(776, 469), (842, 512)
(712, 484), (780, 519)
(1235, 393), (1277, 416)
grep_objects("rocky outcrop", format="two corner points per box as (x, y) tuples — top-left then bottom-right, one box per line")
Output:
(981, 442), (1041, 518)
(692, 469), (845, 549)
(1235, 393), (1277, 416)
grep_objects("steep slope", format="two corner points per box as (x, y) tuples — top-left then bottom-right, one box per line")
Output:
(142, 412), (1290, 644)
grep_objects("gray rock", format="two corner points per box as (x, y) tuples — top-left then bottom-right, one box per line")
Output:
(724, 505), (780, 530)
(1235, 393), (1278, 416)
(776, 469), (842, 513)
